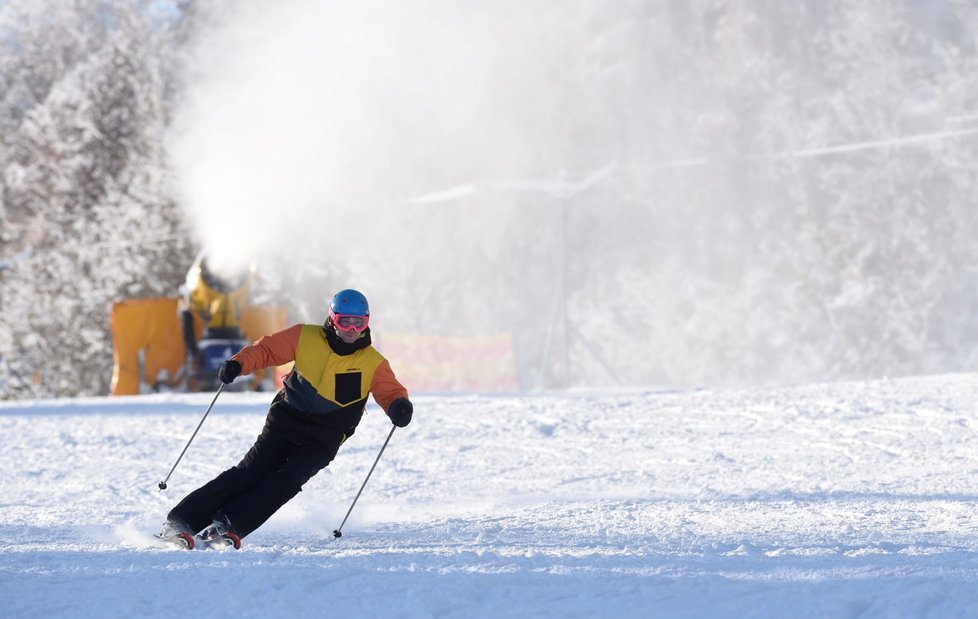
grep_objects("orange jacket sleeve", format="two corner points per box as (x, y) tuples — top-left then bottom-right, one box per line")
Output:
(231, 324), (303, 375)
(371, 358), (409, 412)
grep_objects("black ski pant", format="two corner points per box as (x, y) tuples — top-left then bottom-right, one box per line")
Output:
(167, 428), (340, 538)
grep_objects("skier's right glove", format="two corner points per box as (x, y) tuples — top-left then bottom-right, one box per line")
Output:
(219, 360), (242, 384)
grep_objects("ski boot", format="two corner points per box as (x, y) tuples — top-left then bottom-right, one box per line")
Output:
(196, 514), (241, 550)
(155, 519), (196, 550)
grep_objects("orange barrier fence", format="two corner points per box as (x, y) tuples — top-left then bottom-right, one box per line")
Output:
(110, 298), (288, 395)
(110, 297), (185, 395)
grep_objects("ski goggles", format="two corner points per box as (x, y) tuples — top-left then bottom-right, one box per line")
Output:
(330, 310), (369, 333)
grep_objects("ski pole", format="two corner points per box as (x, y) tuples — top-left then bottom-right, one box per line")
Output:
(333, 425), (397, 538)
(157, 383), (225, 491)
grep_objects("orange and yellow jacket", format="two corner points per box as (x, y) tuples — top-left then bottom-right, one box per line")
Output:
(231, 324), (408, 442)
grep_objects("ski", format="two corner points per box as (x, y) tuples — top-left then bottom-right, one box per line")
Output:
(154, 530), (196, 550)
(196, 530), (241, 550)
(155, 519), (197, 550)
(195, 516), (242, 550)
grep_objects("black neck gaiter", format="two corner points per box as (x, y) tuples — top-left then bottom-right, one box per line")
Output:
(322, 324), (372, 356)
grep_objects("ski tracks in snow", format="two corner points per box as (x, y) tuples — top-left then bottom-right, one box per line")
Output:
(2, 377), (978, 616)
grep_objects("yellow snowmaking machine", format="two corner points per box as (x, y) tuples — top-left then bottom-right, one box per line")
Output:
(110, 255), (289, 395)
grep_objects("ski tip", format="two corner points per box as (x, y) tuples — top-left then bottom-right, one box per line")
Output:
(154, 531), (195, 550)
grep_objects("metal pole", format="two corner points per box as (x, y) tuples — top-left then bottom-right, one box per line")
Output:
(333, 425), (397, 538)
(561, 194), (569, 387)
(157, 383), (225, 490)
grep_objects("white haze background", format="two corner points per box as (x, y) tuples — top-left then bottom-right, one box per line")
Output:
(167, 0), (978, 392)
(3, 1), (978, 396)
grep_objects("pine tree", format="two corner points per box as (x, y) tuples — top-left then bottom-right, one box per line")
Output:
(0, 0), (191, 397)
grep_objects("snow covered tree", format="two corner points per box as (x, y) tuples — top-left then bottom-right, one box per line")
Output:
(0, 1), (191, 398)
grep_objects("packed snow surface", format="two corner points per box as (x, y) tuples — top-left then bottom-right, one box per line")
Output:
(3, 375), (978, 617)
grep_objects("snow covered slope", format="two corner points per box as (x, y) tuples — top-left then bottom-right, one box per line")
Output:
(3, 375), (978, 617)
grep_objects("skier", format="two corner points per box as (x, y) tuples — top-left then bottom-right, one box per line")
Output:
(159, 289), (413, 549)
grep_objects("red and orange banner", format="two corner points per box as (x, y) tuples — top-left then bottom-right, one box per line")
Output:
(377, 332), (518, 393)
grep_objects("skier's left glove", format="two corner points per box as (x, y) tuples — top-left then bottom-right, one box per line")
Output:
(219, 360), (242, 384)
(387, 398), (413, 427)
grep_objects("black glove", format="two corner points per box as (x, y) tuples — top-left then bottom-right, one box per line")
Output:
(219, 360), (242, 384)
(387, 398), (413, 427)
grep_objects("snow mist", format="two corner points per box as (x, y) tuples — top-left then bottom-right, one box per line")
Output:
(167, 2), (978, 389)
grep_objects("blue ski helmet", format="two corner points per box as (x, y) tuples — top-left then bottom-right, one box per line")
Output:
(330, 289), (369, 317)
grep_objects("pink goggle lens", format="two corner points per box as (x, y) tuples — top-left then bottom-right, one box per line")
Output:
(331, 311), (369, 333)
